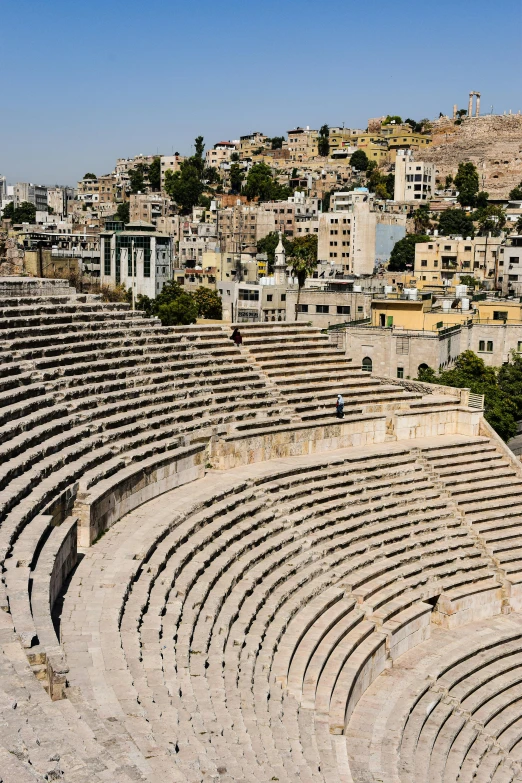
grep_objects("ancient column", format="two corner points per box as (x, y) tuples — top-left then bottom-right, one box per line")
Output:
(476, 94), (481, 117)
(468, 93), (473, 117)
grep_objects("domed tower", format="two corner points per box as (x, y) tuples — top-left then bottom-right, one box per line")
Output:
(273, 232), (287, 287)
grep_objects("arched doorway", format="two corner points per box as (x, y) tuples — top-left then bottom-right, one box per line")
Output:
(362, 356), (372, 373)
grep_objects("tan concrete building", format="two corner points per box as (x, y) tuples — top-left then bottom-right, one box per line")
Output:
(318, 191), (407, 275)
(217, 203), (275, 253)
(286, 284), (371, 327)
(160, 154), (184, 190)
(499, 235), (522, 295)
(239, 132), (268, 159)
(394, 151), (436, 203)
(287, 127), (318, 162)
(328, 128), (363, 151)
(129, 193), (170, 225)
(414, 237), (502, 288)
(205, 141), (237, 168)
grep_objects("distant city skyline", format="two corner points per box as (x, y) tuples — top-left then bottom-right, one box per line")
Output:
(2, 0), (521, 186)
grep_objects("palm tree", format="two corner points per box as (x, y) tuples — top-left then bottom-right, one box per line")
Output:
(290, 244), (317, 320)
(413, 204), (431, 234)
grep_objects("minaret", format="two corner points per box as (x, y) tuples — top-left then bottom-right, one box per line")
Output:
(274, 232), (287, 286)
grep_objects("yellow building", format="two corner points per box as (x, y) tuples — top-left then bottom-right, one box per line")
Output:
(414, 237), (502, 289)
(371, 294), (472, 331)
(476, 300), (522, 323)
(329, 127), (361, 151)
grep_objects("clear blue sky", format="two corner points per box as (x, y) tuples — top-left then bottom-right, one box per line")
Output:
(2, 0), (521, 186)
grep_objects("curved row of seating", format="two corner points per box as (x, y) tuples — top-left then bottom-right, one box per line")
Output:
(60, 437), (510, 783)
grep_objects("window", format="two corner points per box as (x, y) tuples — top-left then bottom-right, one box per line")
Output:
(104, 241), (111, 275)
(281, 294), (286, 301)
(479, 340), (485, 351)
(337, 306), (351, 315)
(362, 356), (372, 372)
(238, 288), (259, 301)
(397, 367), (404, 379)
(357, 306), (363, 313)
(493, 311), (508, 321)
(266, 294), (273, 302)
(396, 337), (410, 355)
(518, 341), (522, 352)
(444, 245), (452, 251)
(421, 260), (427, 267)
(316, 305), (329, 313)
(487, 341), (493, 352)
(465, 246), (472, 251)
(298, 304), (308, 313)
(433, 260), (438, 267)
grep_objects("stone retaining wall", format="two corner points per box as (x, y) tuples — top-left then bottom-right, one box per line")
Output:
(31, 519), (77, 700)
(74, 444), (207, 547)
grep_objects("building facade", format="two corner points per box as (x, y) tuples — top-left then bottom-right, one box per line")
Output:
(394, 151), (436, 202)
(100, 222), (173, 298)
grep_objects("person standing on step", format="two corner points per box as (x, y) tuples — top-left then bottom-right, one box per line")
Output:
(336, 394), (344, 418)
(231, 327), (243, 346)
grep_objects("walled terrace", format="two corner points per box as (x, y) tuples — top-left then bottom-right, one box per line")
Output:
(0, 277), (520, 782)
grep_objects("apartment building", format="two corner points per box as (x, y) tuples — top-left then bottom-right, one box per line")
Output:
(239, 132), (268, 159)
(100, 221), (173, 298)
(500, 235), (522, 295)
(287, 127), (318, 162)
(13, 182), (48, 211)
(414, 237), (502, 288)
(394, 151), (436, 202)
(328, 128), (362, 152)
(179, 222), (219, 265)
(318, 190), (406, 275)
(205, 141), (237, 168)
(216, 203), (275, 253)
(47, 187), (74, 217)
(160, 154), (184, 189)
(130, 193), (170, 225)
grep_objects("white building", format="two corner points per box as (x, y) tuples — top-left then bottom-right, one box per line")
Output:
(100, 221), (173, 299)
(394, 151), (436, 202)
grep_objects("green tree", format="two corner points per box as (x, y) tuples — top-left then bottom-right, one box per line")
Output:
(318, 125), (330, 157)
(436, 351), (517, 441)
(498, 352), (522, 421)
(375, 183), (390, 200)
(229, 163), (244, 194)
(413, 204), (431, 234)
(456, 109), (467, 119)
(509, 182), (522, 200)
(2, 201), (37, 223)
(157, 293), (198, 325)
(445, 175), (454, 188)
(257, 231), (292, 273)
(382, 115), (402, 125)
(475, 191), (489, 209)
(475, 205), (506, 237)
(164, 162), (204, 214)
(516, 216), (522, 234)
(115, 202), (130, 224)
(270, 136), (285, 150)
(289, 239), (317, 317)
(417, 365), (438, 383)
(454, 162), (480, 207)
(203, 166), (220, 185)
(191, 136), (205, 178)
(243, 163), (291, 201)
(458, 275), (480, 289)
(83, 172), (96, 179)
(193, 287), (222, 319)
(388, 234), (429, 271)
(128, 163), (148, 194)
(148, 156), (161, 191)
(230, 151), (240, 162)
(438, 208), (475, 238)
(350, 150), (369, 172)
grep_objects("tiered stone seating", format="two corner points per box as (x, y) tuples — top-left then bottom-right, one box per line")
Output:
(60, 439), (512, 783)
(229, 322), (456, 422)
(419, 438), (522, 611)
(0, 278), (521, 782)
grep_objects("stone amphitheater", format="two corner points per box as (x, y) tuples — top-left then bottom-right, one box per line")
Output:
(2, 276), (522, 783)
